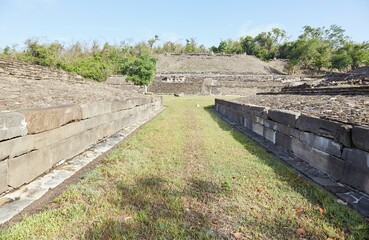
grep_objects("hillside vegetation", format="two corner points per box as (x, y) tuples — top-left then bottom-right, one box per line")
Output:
(1, 25), (368, 81)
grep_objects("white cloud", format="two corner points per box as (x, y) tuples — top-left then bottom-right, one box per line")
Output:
(238, 21), (283, 37)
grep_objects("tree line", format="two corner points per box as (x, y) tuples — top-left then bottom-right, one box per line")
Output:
(209, 25), (369, 73)
(1, 25), (368, 82)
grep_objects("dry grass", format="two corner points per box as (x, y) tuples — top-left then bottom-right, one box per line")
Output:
(0, 96), (368, 239)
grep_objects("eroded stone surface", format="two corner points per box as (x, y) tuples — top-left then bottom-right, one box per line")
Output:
(0, 162), (8, 193)
(20, 105), (82, 134)
(0, 76), (141, 112)
(0, 112), (27, 141)
(352, 126), (369, 152)
(235, 95), (369, 126)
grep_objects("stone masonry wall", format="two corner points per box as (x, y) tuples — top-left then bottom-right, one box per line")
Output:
(215, 99), (369, 195)
(0, 58), (83, 81)
(0, 96), (162, 194)
(149, 74), (287, 95)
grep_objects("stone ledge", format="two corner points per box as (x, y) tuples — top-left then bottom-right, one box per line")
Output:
(0, 112), (27, 141)
(20, 105), (82, 134)
(352, 126), (369, 152)
(268, 109), (300, 127)
(296, 114), (352, 147)
(299, 132), (342, 158)
(342, 148), (369, 194)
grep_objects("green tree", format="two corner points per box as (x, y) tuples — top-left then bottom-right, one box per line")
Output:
(331, 52), (352, 71)
(240, 36), (255, 55)
(184, 38), (197, 53)
(121, 55), (156, 93)
(345, 42), (369, 68)
(252, 28), (287, 60)
(2, 46), (11, 55)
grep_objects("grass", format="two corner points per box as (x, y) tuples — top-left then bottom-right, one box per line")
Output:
(0, 96), (368, 239)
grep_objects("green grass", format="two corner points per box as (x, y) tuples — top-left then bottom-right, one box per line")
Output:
(0, 96), (368, 239)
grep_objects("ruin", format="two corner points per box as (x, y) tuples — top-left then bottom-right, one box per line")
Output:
(1, 54), (369, 220)
(0, 59), (163, 196)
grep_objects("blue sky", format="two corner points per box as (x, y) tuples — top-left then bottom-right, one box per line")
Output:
(0, 0), (368, 49)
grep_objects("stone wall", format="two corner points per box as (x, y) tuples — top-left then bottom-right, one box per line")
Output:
(0, 58), (83, 81)
(0, 96), (162, 194)
(149, 74), (288, 95)
(215, 99), (369, 195)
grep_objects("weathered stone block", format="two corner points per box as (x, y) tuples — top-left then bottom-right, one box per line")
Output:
(0, 112), (27, 141)
(342, 148), (369, 194)
(0, 161), (8, 193)
(244, 114), (252, 130)
(299, 132), (342, 157)
(277, 123), (300, 138)
(291, 139), (344, 180)
(229, 101), (244, 112)
(268, 109), (300, 127)
(296, 114), (352, 147)
(276, 132), (293, 151)
(243, 104), (269, 118)
(81, 102), (112, 119)
(8, 149), (52, 188)
(264, 127), (276, 144)
(252, 122), (264, 136)
(252, 115), (264, 125)
(0, 136), (35, 161)
(263, 119), (278, 131)
(352, 126), (369, 152)
(20, 105), (82, 134)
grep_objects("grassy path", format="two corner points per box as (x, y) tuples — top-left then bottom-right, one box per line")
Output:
(1, 96), (368, 239)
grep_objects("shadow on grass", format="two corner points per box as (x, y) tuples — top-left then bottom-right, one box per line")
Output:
(83, 176), (229, 239)
(203, 105), (369, 237)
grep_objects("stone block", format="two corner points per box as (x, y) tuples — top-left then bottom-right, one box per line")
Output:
(111, 100), (132, 112)
(277, 123), (300, 138)
(352, 126), (369, 152)
(268, 109), (300, 127)
(276, 132), (293, 151)
(299, 132), (342, 157)
(296, 114), (352, 147)
(0, 136), (35, 161)
(243, 104), (269, 118)
(0, 161), (8, 193)
(263, 119), (278, 131)
(243, 114), (252, 130)
(20, 105), (82, 134)
(263, 127), (276, 144)
(251, 115), (264, 125)
(8, 149), (52, 188)
(291, 139), (344, 180)
(81, 102), (112, 119)
(0, 112), (27, 141)
(342, 148), (369, 194)
(33, 121), (82, 149)
(252, 122), (264, 136)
